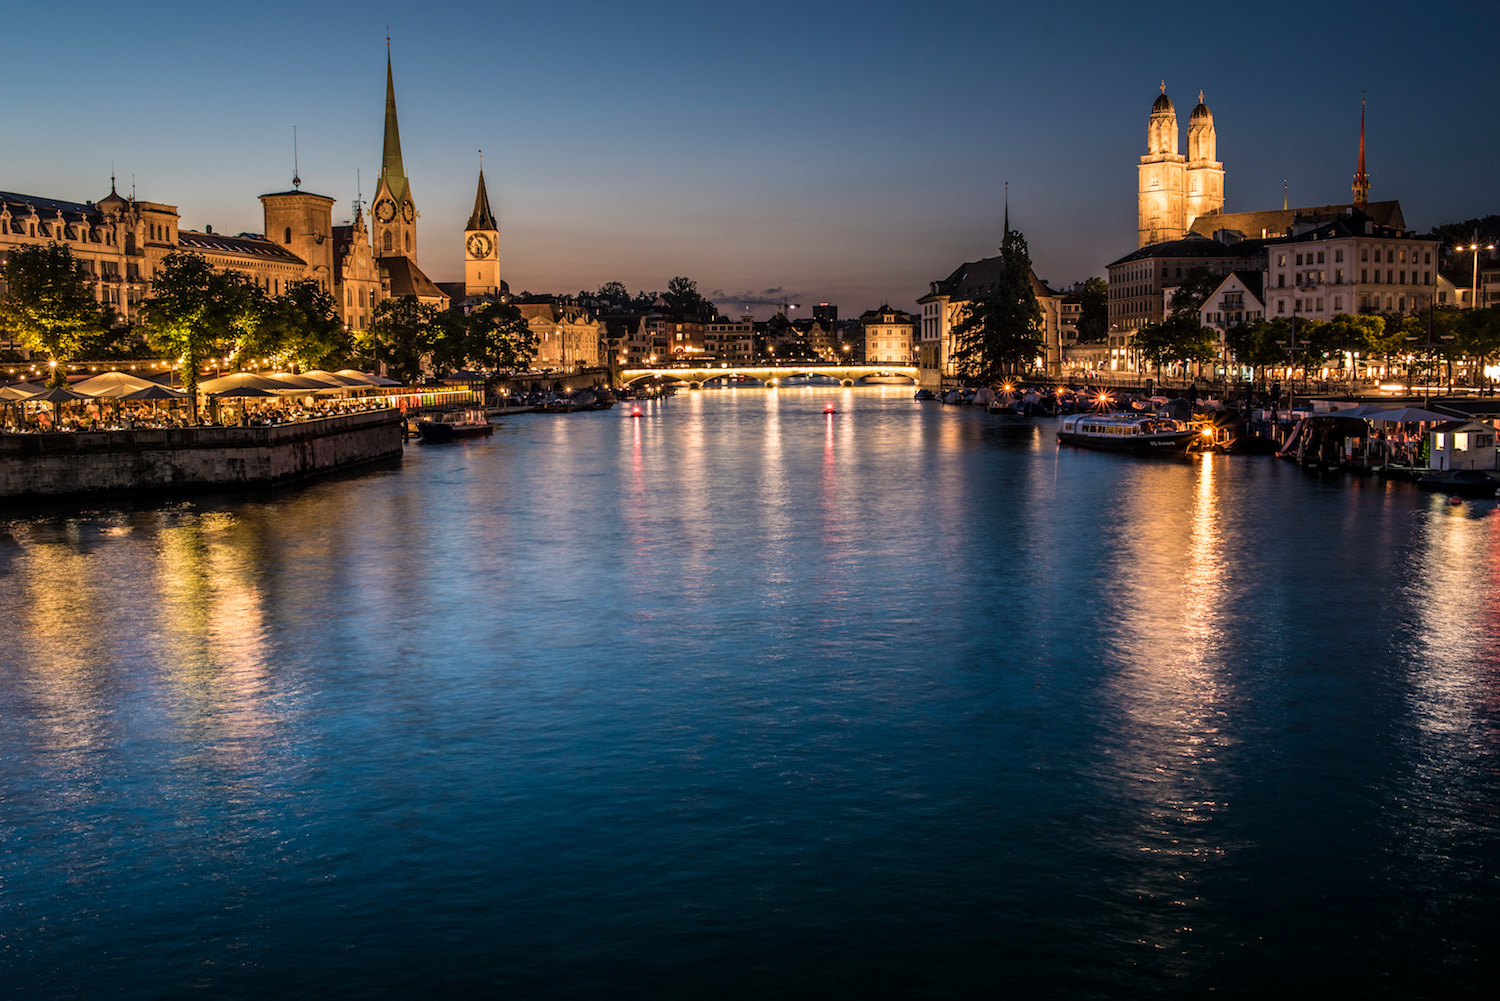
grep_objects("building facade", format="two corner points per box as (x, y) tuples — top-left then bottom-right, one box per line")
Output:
(860, 305), (915, 364)
(1263, 213), (1439, 319)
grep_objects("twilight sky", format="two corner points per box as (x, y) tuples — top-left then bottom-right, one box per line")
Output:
(2, 1), (1495, 318)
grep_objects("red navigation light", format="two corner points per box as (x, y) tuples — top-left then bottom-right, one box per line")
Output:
(631, 407), (642, 417)
(824, 403), (836, 414)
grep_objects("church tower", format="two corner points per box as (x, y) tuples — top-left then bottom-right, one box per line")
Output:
(465, 165), (501, 297)
(1184, 91), (1224, 227)
(371, 47), (417, 263)
(1352, 96), (1370, 209)
(1138, 83), (1186, 247)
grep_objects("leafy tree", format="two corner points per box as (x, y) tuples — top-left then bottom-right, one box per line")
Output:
(367, 295), (437, 384)
(1168, 266), (1221, 318)
(141, 252), (263, 418)
(256, 279), (349, 372)
(664, 276), (714, 320)
(1135, 314), (1217, 383)
(950, 229), (1044, 382)
(77, 307), (151, 360)
(631, 289), (661, 312)
(465, 302), (535, 373)
(1076, 277), (1108, 343)
(594, 281), (631, 311)
(0, 243), (103, 384)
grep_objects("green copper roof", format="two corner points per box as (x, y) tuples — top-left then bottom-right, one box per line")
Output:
(381, 52), (408, 206)
(467, 169), (496, 231)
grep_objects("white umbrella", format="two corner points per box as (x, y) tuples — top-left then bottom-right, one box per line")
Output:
(71, 371), (159, 398)
(0, 381), (47, 401)
(198, 372), (288, 394)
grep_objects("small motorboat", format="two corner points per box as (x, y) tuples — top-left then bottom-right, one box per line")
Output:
(1416, 468), (1500, 498)
(415, 409), (493, 442)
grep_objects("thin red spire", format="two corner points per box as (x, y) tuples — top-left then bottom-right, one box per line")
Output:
(1352, 93), (1369, 209)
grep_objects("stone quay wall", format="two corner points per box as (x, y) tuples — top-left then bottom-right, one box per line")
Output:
(0, 409), (404, 501)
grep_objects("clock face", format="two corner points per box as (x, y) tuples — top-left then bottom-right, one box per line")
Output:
(401, 200), (415, 223)
(374, 197), (396, 223)
(467, 233), (491, 258)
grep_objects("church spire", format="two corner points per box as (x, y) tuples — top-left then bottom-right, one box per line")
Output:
(468, 161), (497, 231)
(1352, 93), (1369, 209)
(1003, 180), (1009, 240)
(381, 46), (408, 204)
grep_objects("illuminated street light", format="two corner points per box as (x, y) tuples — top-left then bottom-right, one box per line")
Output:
(1456, 233), (1495, 309)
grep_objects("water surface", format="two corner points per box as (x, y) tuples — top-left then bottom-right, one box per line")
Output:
(2, 388), (1497, 998)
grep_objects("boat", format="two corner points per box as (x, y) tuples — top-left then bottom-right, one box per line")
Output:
(415, 409), (493, 442)
(1057, 412), (1201, 453)
(1416, 468), (1500, 498)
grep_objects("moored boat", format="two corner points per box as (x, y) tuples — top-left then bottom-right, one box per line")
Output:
(416, 409), (493, 441)
(1057, 412), (1200, 453)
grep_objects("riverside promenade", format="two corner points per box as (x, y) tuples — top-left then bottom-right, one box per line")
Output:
(0, 408), (404, 501)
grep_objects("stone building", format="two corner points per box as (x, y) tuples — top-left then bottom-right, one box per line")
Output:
(515, 297), (604, 371)
(918, 253), (1062, 383)
(1262, 212), (1439, 320)
(860, 305), (915, 364)
(1139, 86), (1224, 248)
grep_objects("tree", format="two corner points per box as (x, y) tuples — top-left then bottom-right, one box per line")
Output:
(594, 281), (631, 311)
(664, 276), (714, 320)
(367, 295), (437, 384)
(0, 243), (103, 384)
(141, 252), (263, 418)
(950, 229), (1044, 382)
(1168, 266), (1220, 318)
(1134, 314), (1216, 383)
(259, 279), (350, 372)
(465, 302), (535, 373)
(1076, 277), (1109, 343)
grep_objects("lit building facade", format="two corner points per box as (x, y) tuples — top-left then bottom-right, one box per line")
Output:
(1139, 86), (1224, 248)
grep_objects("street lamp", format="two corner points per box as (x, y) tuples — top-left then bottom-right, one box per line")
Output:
(1457, 232), (1495, 309)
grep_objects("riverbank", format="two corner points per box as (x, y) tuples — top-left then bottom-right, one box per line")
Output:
(0, 408), (404, 501)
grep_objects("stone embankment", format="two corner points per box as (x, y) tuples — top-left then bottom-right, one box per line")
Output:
(0, 409), (404, 501)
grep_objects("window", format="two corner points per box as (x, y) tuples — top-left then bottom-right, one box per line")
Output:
(1399, 250), (1406, 263)
(1336, 269), (1344, 283)
(1361, 248), (1368, 261)
(1296, 254), (1303, 265)
(1278, 254), (1287, 267)
(1362, 269), (1368, 283)
(1424, 252), (1431, 265)
(1335, 249), (1344, 263)
(1317, 251), (1325, 264)
(1387, 250), (1394, 263)
(1278, 300), (1286, 314)
(284, 227), (292, 244)
(1399, 271), (1406, 284)
(383, 232), (392, 252)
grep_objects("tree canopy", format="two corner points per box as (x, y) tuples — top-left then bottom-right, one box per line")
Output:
(1075, 277), (1108, 343)
(367, 295), (438, 384)
(0, 243), (103, 384)
(950, 230), (1044, 382)
(140, 252), (263, 415)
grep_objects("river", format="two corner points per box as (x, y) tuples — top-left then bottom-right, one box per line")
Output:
(1, 387), (1496, 998)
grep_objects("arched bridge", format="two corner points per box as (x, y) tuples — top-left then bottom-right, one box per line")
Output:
(621, 364), (920, 388)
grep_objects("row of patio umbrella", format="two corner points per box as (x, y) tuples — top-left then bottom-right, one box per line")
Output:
(1319, 405), (1456, 423)
(0, 369), (398, 405)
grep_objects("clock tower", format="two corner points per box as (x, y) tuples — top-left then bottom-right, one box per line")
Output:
(372, 48), (417, 263)
(465, 167), (501, 297)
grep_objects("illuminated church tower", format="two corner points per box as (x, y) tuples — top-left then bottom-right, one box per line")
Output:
(1138, 84), (1186, 247)
(1184, 91), (1224, 226)
(371, 47), (418, 263)
(464, 165), (501, 297)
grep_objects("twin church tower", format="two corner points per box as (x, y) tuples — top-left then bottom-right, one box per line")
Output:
(370, 47), (501, 301)
(1137, 84), (1224, 248)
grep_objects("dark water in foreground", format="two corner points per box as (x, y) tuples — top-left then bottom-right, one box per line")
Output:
(2, 387), (1497, 999)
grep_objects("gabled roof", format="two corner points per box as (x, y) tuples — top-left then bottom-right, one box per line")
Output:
(379, 255), (446, 302)
(923, 253), (1056, 302)
(1204, 270), (1265, 305)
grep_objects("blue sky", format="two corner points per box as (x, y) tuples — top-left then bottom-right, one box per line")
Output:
(2, 1), (1494, 317)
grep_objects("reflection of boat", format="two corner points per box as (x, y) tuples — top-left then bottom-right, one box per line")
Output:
(416, 409), (493, 441)
(1416, 468), (1500, 498)
(1057, 412), (1199, 453)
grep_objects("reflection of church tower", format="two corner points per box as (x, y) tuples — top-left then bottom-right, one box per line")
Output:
(371, 48), (417, 263)
(1184, 91), (1224, 225)
(1138, 84), (1186, 247)
(465, 166), (501, 297)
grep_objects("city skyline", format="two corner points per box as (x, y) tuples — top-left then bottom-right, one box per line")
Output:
(2, 1), (1495, 317)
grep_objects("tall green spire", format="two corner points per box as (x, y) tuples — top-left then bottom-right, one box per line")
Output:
(468, 168), (496, 231)
(381, 48), (408, 205)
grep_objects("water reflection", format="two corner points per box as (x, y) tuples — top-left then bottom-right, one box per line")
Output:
(1093, 455), (1237, 965)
